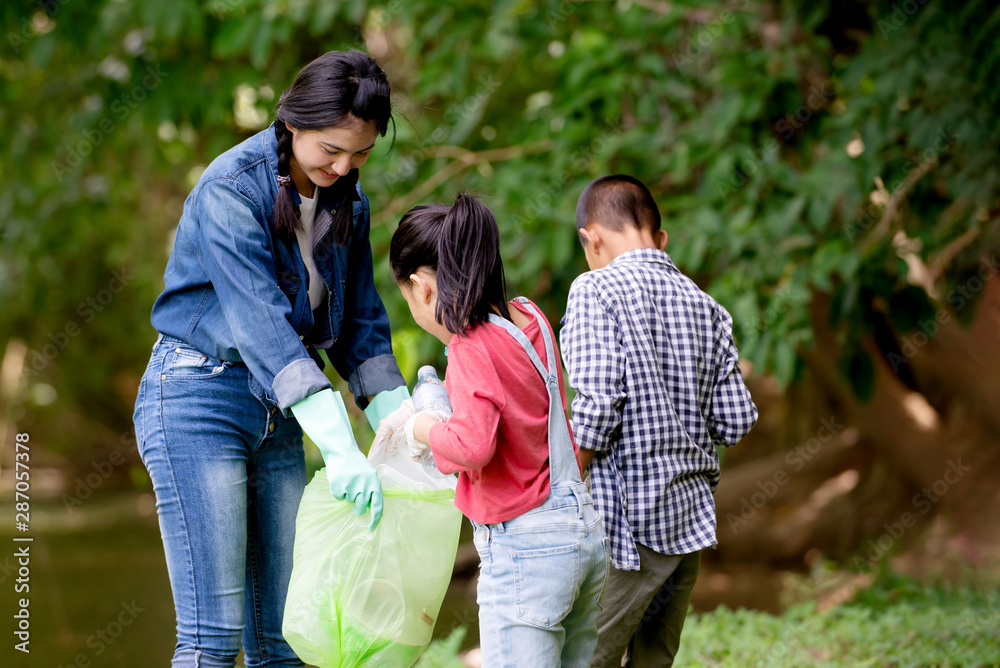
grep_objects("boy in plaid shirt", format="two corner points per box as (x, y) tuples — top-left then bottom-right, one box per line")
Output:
(560, 175), (758, 667)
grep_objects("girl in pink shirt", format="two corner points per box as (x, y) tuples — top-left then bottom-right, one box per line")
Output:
(389, 193), (609, 667)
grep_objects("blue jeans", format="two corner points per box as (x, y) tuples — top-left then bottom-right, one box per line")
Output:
(472, 482), (610, 668)
(133, 335), (306, 667)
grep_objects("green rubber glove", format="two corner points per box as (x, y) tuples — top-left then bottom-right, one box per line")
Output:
(291, 389), (383, 530)
(363, 385), (411, 432)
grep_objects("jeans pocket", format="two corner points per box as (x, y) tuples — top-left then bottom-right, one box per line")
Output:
(512, 543), (579, 628)
(162, 345), (228, 379)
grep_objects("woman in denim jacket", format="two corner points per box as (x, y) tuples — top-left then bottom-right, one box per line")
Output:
(132, 50), (410, 667)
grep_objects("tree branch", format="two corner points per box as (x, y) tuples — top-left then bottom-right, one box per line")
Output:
(928, 224), (982, 283)
(860, 154), (939, 251)
(570, 0), (673, 14)
(802, 296), (951, 490)
(374, 140), (554, 226)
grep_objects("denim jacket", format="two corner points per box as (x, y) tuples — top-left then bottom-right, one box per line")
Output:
(150, 123), (404, 415)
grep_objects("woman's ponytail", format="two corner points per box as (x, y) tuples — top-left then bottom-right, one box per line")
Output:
(436, 194), (510, 333)
(272, 119), (299, 240)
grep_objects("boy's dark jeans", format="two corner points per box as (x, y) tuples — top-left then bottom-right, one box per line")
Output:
(591, 545), (701, 668)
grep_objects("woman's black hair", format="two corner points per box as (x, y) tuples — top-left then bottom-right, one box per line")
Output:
(273, 49), (393, 245)
(390, 193), (511, 334)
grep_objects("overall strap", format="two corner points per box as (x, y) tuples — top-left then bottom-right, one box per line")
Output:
(486, 313), (548, 379)
(487, 298), (581, 487)
(511, 298), (560, 382)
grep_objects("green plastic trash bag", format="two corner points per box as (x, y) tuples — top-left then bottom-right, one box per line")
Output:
(282, 457), (462, 668)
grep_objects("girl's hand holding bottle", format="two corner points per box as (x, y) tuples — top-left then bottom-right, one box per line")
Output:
(405, 366), (452, 476)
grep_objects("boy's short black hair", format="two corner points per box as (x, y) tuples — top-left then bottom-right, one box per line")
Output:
(576, 174), (661, 237)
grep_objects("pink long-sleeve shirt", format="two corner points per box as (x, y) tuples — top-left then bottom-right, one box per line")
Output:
(428, 299), (582, 524)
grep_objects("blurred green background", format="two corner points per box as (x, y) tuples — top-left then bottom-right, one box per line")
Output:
(2, 0), (1000, 665)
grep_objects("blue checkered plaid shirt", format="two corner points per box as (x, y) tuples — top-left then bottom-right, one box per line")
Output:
(560, 248), (757, 570)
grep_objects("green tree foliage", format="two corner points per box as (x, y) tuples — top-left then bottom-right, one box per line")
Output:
(2, 0), (998, 454)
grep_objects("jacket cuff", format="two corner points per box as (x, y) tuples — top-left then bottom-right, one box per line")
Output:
(274, 358), (334, 417)
(348, 354), (406, 410)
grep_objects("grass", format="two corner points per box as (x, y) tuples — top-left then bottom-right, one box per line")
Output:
(415, 627), (469, 668)
(673, 571), (1000, 667)
(415, 569), (1000, 667)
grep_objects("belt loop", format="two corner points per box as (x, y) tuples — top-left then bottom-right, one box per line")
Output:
(573, 485), (585, 519)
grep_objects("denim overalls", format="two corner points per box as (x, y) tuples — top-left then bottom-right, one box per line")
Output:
(472, 298), (610, 667)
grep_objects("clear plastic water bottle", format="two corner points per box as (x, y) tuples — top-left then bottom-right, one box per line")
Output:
(413, 366), (452, 415)
(412, 366), (452, 478)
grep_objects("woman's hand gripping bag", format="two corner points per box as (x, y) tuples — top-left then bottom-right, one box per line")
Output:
(282, 433), (460, 668)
